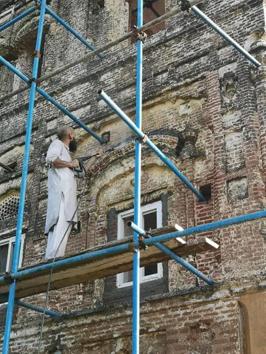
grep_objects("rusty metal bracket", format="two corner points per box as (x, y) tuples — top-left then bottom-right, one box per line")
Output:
(138, 235), (148, 250)
(132, 25), (148, 43)
(136, 134), (148, 144)
(27, 77), (37, 86)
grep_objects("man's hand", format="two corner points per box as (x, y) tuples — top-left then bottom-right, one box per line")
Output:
(70, 159), (80, 169)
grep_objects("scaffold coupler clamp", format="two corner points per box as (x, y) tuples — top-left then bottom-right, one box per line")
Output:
(3, 272), (12, 285)
(132, 25), (148, 43)
(138, 235), (148, 250)
(28, 77), (37, 86)
(136, 134), (148, 144)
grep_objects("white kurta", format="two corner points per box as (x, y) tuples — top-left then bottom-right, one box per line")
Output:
(44, 139), (77, 259)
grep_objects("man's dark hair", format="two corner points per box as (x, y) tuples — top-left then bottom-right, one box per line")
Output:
(57, 127), (71, 141)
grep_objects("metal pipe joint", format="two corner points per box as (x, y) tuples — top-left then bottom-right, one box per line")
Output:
(136, 134), (148, 144)
(132, 25), (148, 43)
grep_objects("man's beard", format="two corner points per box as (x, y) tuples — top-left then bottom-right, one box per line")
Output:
(69, 138), (77, 152)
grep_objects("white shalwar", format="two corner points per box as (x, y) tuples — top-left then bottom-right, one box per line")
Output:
(44, 139), (77, 259)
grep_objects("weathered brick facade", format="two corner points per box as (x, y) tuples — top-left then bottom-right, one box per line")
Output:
(0, 0), (266, 353)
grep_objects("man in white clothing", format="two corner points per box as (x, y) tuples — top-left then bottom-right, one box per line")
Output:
(44, 127), (79, 260)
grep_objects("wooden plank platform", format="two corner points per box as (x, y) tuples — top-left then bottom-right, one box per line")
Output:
(0, 227), (217, 302)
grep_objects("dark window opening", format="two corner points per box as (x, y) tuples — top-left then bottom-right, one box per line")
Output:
(144, 263), (158, 276)
(199, 184), (212, 202)
(0, 244), (8, 274)
(144, 210), (157, 230)
(127, 0), (166, 36)
(144, 211), (158, 276)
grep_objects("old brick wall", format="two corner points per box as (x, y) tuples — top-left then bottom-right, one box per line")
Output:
(0, 0), (266, 353)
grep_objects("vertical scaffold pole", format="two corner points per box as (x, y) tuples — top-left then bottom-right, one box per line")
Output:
(132, 1), (143, 353)
(2, 1), (47, 353)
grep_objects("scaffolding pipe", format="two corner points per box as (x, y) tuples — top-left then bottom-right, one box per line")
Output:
(0, 209), (264, 287)
(132, 1), (143, 353)
(129, 222), (214, 285)
(191, 5), (261, 67)
(98, 90), (205, 201)
(0, 3), (261, 103)
(37, 5), (180, 82)
(0, 0), (35, 20)
(36, 87), (104, 143)
(0, 5), (182, 103)
(144, 209), (266, 246)
(2, 1), (47, 353)
(16, 300), (62, 319)
(0, 6), (35, 32)
(0, 56), (104, 144)
(0, 243), (131, 285)
(44, 5), (102, 58)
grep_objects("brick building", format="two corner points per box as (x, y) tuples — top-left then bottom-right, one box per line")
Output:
(0, 0), (266, 353)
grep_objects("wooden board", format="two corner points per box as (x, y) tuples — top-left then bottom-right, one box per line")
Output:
(0, 228), (216, 302)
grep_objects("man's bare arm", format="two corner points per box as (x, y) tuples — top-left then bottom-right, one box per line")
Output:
(52, 158), (79, 169)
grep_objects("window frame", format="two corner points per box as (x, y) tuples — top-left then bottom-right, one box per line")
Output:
(0, 233), (25, 274)
(117, 201), (163, 288)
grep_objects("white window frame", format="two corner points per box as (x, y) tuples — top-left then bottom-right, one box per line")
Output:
(0, 232), (25, 316)
(0, 234), (25, 273)
(117, 201), (163, 288)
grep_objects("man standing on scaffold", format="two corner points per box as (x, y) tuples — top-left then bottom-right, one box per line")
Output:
(44, 126), (80, 260)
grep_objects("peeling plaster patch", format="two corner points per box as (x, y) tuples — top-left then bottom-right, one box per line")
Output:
(227, 178), (248, 201)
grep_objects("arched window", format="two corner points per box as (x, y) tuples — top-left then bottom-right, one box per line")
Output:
(0, 192), (19, 221)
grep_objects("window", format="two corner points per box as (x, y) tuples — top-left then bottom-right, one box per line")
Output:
(0, 193), (19, 221)
(0, 234), (24, 329)
(0, 235), (24, 274)
(117, 201), (163, 288)
(127, 0), (165, 36)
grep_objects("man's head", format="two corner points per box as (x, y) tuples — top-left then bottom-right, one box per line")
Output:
(57, 127), (77, 152)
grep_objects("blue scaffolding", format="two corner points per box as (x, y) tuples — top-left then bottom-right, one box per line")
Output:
(0, 0), (263, 353)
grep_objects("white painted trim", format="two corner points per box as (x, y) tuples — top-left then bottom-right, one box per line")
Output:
(0, 234), (25, 272)
(117, 201), (163, 288)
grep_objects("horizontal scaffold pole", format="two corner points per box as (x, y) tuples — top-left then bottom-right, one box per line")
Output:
(0, 243), (130, 285)
(0, 3), (262, 103)
(144, 209), (266, 246)
(0, 6), (182, 103)
(129, 222), (214, 285)
(0, 56), (104, 144)
(44, 4), (102, 58)
(36, 4), (179, 82)
(0, 0), (35, 21)
(0, 6), (36, 32)
(190, 5), (261, 67)
(98, 89), (205, 201)
(0, 209), (265, 286)
(16, 300), (63, 319)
